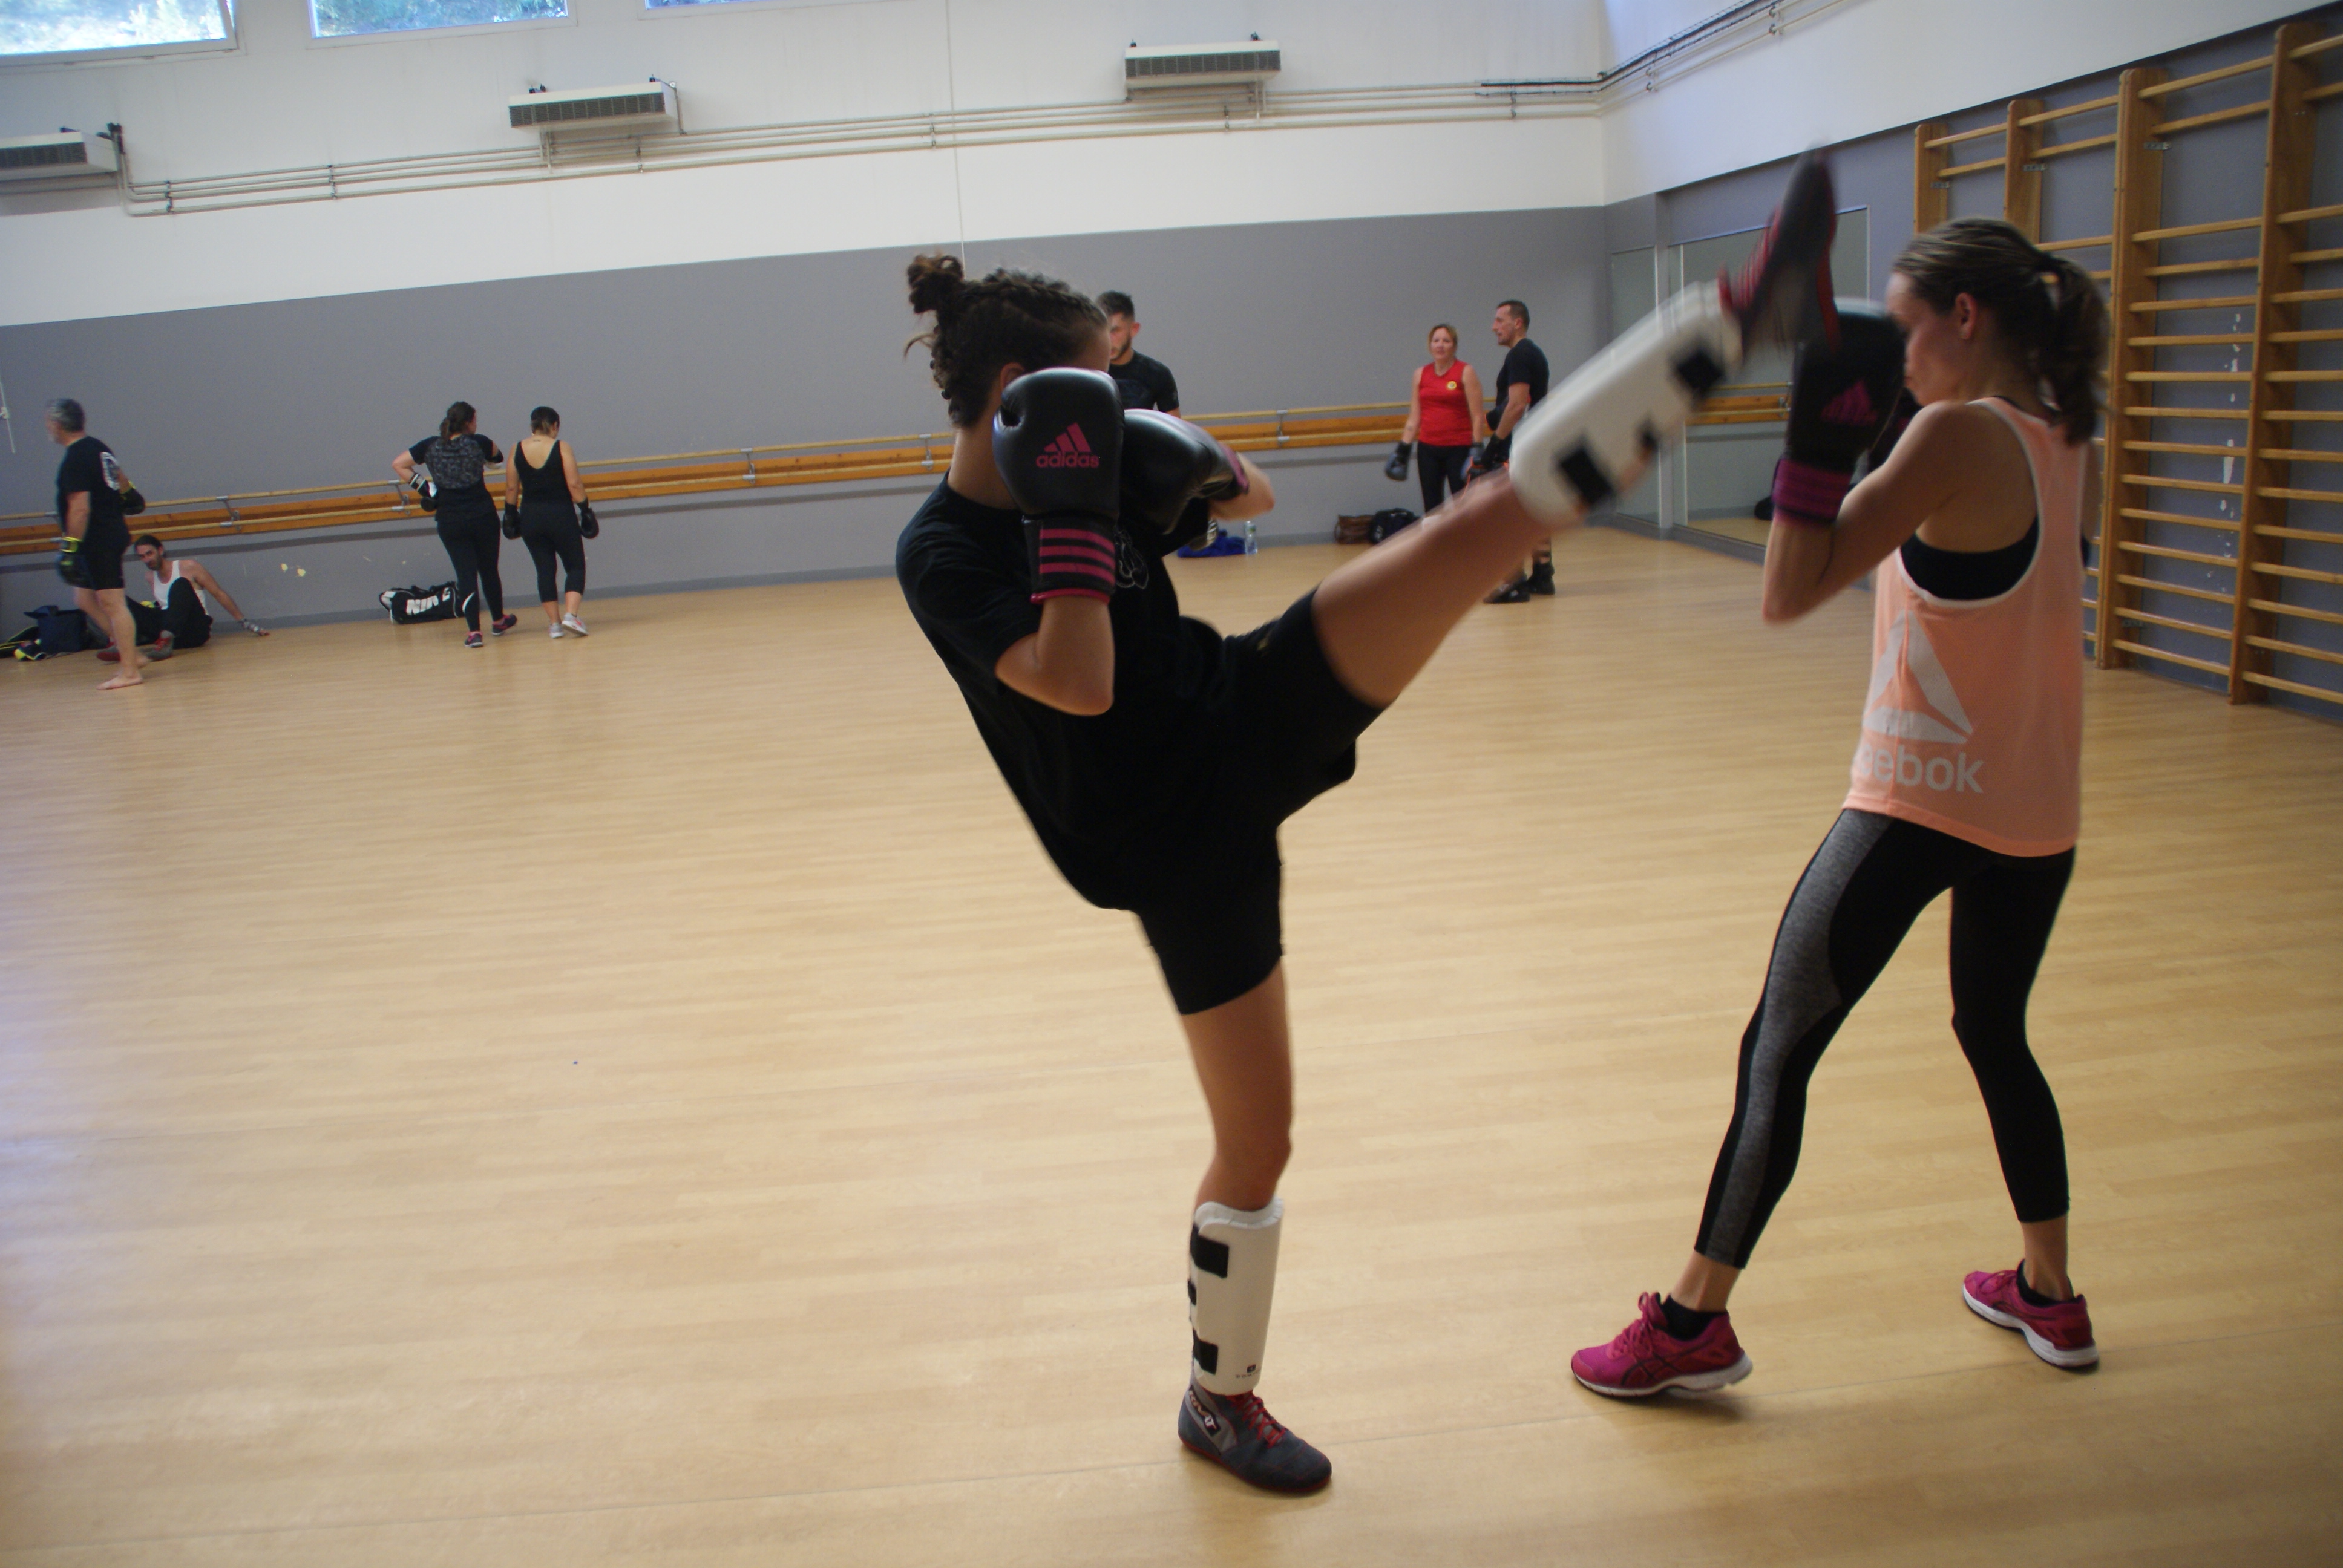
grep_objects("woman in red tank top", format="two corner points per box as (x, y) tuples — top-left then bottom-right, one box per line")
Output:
(1397, 325), (1487, 517)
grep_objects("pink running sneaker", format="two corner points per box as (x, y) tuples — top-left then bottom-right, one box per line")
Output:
(1962, 1267), (2099, 1368)
(1571, 1293), (1753, 1398)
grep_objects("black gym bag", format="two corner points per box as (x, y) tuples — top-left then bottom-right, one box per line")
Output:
(380, 582), (467, 624)
(1368, 508), (1420, 544)
(16, 604), (97, 659)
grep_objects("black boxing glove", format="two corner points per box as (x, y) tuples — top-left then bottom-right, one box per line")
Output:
(1863, 387), (1919, 474)
(501, 504), (523, 540)
(56, 535), (91, 589)
(994, 368), (1124, 604)
(1121, 410), (1248, 545)
(408, 469), (438, 514)
(1771, 301), (1906, 529)
(1481, 433), (1511, 467)
(1383, 443), (1411, 482)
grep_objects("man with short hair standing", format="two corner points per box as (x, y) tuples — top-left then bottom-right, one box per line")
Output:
(47, 397), (147, 689)
(1481, 300), (1555, 601)
(1098, 291), (1181, 417)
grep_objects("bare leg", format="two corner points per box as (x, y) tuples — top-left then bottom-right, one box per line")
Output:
(81, 586), (143, 688)
(542, 600), (561, 627)
(1181, 964), (1293, 1213)
(565, 590), (585, 618)
(1671, 1253), (1741, 1313)
(2020, 1215), (2073, 1299)
(1311, 473), (1581, 708)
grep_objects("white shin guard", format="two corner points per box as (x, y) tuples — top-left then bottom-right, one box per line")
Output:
(1509, 283), (1746, 523)
(1189, 1198), (1282, 1396)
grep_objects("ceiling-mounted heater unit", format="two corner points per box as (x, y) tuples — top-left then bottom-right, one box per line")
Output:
(508, 82), (678, 136)
(1124, 41), (1281, 93)
(0, 131), (120, 183)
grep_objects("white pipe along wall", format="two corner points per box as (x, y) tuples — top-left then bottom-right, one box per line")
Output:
(0, 0), (2302, 327)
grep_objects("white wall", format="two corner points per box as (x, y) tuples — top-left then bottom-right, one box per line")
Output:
(0, 0), (2308, 328)
(1601, 0), (2304, 201)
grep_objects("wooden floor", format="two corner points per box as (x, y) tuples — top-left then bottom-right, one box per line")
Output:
(3, 532), (2338, 1566)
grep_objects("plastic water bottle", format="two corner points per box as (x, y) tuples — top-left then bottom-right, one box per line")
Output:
(1243, 520), (1258, 555)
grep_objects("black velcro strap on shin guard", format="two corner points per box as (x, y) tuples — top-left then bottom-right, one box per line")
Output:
(1558, 443), (1615, 508)
(1190, 1226), (1230, 1278)
(1671, 345), (1726, 399)
(1192, 1331), (1221, 1376)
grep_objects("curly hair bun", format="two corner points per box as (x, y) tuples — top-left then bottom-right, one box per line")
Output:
(907, 252), (967, 318)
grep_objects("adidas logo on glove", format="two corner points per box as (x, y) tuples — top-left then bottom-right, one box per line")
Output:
(1820, 381), (1878, 427)
(1034, 423), (1103, 469)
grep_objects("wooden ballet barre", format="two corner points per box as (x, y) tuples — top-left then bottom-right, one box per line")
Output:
(1922, 123), (2008, 149)
(2132, 295), (2258, 311)
(0, 410), (1414, 556)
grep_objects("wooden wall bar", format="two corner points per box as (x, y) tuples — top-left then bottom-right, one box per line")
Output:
(1918, 19), (2343, 713)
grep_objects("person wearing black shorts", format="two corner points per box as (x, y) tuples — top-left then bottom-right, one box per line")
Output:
(46, 397), (147, 690)
(1481, 301), (1555, 602)
(896, 255), (1597, 1495)
(394, 402), (514, 648)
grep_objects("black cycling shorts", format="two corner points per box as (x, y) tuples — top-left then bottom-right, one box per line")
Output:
(79, 519), (129, 592)
(1132, 590), (1383, 1015)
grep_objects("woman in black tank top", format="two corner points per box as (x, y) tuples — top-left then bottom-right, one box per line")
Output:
(504, 405), (592, 638)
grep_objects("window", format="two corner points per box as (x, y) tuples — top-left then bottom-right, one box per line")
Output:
(309, 0), (563, 39)
(2, 0), (232, 58)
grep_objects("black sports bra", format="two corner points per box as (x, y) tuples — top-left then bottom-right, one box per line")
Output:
(1900, 518), (2040, 601)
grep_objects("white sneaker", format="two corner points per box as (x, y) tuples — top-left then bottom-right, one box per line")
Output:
(562, 613), (589, 637)
(549, 624), (565, 638)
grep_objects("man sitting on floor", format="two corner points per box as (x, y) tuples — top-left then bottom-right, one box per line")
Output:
(104, 534), (269, 660)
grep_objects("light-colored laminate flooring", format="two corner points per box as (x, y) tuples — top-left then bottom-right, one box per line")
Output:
(2, 531), (2338, 1565)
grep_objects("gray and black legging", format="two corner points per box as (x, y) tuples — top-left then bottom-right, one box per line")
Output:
(1694, 808), (2074, 1268)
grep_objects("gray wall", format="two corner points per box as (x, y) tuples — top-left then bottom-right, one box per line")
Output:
(0, 206), (1605, 627)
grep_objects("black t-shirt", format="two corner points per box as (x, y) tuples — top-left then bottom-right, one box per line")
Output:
(56, 435), (126, 535)
(896, 480), (1226, 908)
(1492, 339), (1550, 430)
(1110, 351), (1180, 414)
(409, 432), (501, 520)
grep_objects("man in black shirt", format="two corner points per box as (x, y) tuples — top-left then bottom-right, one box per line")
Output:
(1098, 291), (1181, 416)
(47, 397), (149, 688)
(1482, 300), (1557, 600)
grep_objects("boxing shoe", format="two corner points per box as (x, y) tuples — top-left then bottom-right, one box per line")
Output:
(1504, 153), (1838, 524)
(1178, 1381), (1332, 1493)
(1723, 149), (1841, 353)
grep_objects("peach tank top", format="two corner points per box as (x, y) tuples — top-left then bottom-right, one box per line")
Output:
(1843, 400), (2084, 857)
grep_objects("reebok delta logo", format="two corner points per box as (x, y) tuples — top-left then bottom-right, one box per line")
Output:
(1035, 423), (1103, 469)
(1821, 381), (1878, 427)
(1855, 609), (1985, 794)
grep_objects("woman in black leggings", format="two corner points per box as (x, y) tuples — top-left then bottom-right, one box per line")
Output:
(394, 401), (513, 648)
(505, 406), (591, 638)
(1573, 217), (2111, 1397)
